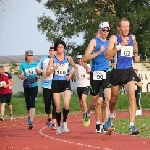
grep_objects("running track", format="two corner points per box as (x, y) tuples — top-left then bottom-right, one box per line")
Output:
(0, 111), (150, 150)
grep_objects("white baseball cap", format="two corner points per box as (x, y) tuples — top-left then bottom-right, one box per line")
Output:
(99, 22), (110, 29)
(77, 55), (82, 59)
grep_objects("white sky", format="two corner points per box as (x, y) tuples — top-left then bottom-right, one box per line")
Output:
(0, 0), (83, 56)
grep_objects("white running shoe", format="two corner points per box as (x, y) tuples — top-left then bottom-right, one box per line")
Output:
(95, 124), (103, 133)
(56, 126), (62, 134)
(61, 122), (69, 132)
(9, 114), (13, 121)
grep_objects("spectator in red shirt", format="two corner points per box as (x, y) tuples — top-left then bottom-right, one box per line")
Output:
(0, 66), (14, 121)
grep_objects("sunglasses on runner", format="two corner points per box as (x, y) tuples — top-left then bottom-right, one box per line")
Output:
(101, 28), (110, 32)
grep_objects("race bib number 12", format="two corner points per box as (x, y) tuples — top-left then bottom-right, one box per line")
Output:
(93, 71), (106, 80)
(121, 46), (133, 57)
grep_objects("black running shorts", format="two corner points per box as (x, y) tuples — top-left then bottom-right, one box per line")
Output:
(109, 67), (135, 86)
(90, 71), (111, 96)
(77, 86), (90, 100)
(52, 80), (71, 93)
(0, 93), (12, 104)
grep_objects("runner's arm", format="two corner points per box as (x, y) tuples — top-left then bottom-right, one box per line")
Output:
(46, 57), (56, 76)
(83, 39), (101, 62)
(131, 35), (138, 54)
(106, 35), (118, 59)
(68, 56), (78, 76)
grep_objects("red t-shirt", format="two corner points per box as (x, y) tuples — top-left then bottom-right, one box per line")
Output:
(0, 72), (12, 94)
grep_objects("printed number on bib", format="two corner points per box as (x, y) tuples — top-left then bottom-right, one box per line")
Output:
(79, 72), (86, 78)
(93, 71), (106, 80)
(0, 81), (6, 87)
(121, 46), (133, 57)
(55, 66), (67, 76)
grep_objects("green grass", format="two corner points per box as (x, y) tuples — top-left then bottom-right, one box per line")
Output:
(3, 93), (150, 116)
(113, 116), (150, 138)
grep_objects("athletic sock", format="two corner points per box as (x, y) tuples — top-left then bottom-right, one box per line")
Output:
(56, 112), (61, 126)
(63, 108), (69, 122)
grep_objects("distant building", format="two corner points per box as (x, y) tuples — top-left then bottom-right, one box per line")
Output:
(0, 55), (45, 72)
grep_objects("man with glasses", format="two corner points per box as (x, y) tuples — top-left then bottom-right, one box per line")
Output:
(82, 22), (111, 133)
(37, 46), (57, 130)
(105, 18), (140, 135)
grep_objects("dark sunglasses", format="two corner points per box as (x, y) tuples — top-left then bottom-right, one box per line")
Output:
(101, 28), (110, 32)
(27, 55), (33, 56)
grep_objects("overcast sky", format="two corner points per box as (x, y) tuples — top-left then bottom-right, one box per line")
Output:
(0, 0), (83, 56)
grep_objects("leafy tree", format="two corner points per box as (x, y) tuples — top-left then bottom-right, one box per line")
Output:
(36, 0), (150, 59)
(9, 62), (19, 75)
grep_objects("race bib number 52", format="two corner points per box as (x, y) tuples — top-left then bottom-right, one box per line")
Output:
(93, 71), (106, 80)
(121, 46), (133, 57)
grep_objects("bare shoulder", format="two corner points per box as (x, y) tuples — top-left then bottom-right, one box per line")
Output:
(85, 38), (96, 54)
(131, 34), (136, 43)
(109, 35), (117, 42)
(67, 56), (72, 60)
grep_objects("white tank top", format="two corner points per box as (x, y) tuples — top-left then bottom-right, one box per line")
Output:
(75, 64), (90, 87)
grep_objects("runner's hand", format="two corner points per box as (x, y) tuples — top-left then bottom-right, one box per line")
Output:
(134, 53), (140, 62)
(66, 74), (72, 80)
(121, 37), (130, 46)
(86, 68), (91, 74)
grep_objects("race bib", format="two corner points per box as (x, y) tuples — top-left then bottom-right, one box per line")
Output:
(93, 71), (106, 80)
(42, 79), (52, 89)
(55, 65), (67, 76)
(0, 81), (6, 87)
(121, 46), (133, 57)
(79, 72), (86, 78)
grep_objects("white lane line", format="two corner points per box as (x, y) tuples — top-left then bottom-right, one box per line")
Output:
(39, 126), (113, 150)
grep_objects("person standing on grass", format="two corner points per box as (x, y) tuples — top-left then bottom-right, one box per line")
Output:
(46, 39), (78, 134)
(104, 18), (140, 135)
(37, 46), (57, 130)
(18, 50), (39, 129)
(82, 22), (111, 133)
(0, 66), (14, 121)
(73, 55), (90, 123)
(134, 69), (142, 110)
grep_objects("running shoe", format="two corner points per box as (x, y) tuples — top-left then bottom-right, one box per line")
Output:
(83, 111), (90, 127)
(56, 126), (62, 134)
(61, 122), (69, 132)
(51, 123), (57, 130)
(9, 114), (13, 120)
(28, 122), (33, 130)
(95, 124), (103, 133)
(0, 117), (4, 121)
(129, 126), (140, 135)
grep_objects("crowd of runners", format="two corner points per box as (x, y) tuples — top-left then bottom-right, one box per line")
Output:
(0, 18), (142, 135)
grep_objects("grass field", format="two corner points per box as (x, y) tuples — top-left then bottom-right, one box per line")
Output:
(2, 93), (150, 138)
(3, 93), (150, 116)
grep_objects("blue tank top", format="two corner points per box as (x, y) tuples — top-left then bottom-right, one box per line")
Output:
(19, 61), (38, 87)
(53, 55), (69, 80)
(114, 35), (133, 69)
(91, 38), (109, 71)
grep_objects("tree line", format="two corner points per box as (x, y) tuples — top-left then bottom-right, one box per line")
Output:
(36, 0), (150, 60)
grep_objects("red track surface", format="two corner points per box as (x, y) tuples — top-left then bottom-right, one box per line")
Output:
(0, 111), (150, 150)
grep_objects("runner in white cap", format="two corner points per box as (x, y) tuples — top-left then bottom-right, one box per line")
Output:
(73, 55), (90, 123)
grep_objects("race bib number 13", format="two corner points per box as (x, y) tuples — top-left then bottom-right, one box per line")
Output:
(93, 71), (106, 80)
(121, 46), (133, 57)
